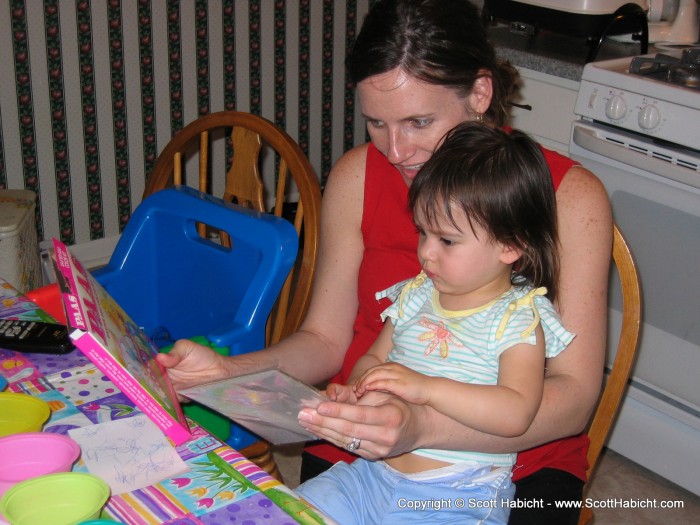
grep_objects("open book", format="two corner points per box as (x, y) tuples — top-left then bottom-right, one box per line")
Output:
(52, 239), (191, 445)
(52, 239), (327, 446)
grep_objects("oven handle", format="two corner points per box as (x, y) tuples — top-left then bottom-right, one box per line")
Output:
(572, 125), (700, 190)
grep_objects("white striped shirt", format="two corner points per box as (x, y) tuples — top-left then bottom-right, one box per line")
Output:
(376, 272), (574, 467)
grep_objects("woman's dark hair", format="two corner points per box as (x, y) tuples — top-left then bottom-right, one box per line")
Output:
(409, 123), (560, 300)
(347, 0), (518, 126)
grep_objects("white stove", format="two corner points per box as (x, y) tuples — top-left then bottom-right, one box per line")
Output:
(575, 48), (700, 150)
(570, 47), (700, 496)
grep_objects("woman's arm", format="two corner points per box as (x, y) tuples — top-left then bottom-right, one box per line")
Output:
(299, 165), (612, 458)
(158, 145), (370, 389)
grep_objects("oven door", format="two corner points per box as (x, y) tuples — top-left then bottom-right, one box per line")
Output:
(570, 119), (700, 495)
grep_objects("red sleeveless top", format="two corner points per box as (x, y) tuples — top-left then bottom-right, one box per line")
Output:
(306, 142), (589, 482)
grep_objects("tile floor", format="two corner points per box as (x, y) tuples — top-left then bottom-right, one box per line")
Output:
(273, 444), (700, 524)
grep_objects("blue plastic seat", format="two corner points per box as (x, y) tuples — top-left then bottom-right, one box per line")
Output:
(92, 186), (298, 448)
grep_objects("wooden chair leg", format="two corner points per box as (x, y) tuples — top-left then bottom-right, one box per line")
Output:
(239, 440), (282, 481)
(578, 504), (593, 524)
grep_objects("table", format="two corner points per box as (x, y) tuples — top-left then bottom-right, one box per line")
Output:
(0, 346), (333, 525)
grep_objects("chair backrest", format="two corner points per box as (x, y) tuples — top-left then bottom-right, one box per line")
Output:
(143, 111), (322, 346)
(578, 223), (642, 525)
(93, 186), (299, 354)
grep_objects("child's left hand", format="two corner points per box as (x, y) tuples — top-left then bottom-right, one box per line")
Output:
(325, 382), (359, 403)
(354, 363), (432, 405)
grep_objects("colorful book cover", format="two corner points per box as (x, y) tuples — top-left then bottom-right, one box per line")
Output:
(51, 238), (191, 445)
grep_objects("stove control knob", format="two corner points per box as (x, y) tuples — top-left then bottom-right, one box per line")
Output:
(605, 95), (627, 120)
(638, 104), (661, 130)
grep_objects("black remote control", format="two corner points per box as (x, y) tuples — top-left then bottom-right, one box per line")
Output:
(0, 319), (73, 354)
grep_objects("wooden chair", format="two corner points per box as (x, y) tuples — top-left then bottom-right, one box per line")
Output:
(577, 224), (642, 525)
(143, 111), (322, 480)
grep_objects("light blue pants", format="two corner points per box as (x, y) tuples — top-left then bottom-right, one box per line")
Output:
(295, 459), (514, 525)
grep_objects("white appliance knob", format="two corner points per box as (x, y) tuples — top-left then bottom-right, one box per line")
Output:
(638, 104), (661, 130)
(605, 95), (627, 120)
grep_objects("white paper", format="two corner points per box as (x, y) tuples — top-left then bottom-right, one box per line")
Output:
(180, 369), (327, 444)
(68, 414), (189, 494)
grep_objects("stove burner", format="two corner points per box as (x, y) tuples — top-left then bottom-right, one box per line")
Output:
(681, 48), (700, 66)
(668, 64), (700, 89)
(630, 49), (700, 89)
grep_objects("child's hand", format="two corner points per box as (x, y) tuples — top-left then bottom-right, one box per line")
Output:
(354, 363), (432, 405)
(325, 382), (359, 403)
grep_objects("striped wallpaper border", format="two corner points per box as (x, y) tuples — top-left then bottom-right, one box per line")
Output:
(77, 0), (104, 240)
(0, 0), (373, 245)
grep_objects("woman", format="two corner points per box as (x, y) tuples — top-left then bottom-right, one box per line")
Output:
(293, 123), (575, 524)
(157, 1), (612, 523)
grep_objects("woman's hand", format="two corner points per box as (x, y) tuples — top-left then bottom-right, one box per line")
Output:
(298, 390), (425, 459)
(156, 338), (234, 395)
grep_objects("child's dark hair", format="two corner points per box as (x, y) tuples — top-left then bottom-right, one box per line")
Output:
(408, 123), (560, 300)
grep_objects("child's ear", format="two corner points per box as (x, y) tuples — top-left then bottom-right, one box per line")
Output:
(499, 244), (523, 265)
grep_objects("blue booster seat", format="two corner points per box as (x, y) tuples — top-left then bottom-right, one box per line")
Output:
(93, 186), (298, 448)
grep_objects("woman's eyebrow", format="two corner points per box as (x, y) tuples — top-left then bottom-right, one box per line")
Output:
(360, 112), (436, 122)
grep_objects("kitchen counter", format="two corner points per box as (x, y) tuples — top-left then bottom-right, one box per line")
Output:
(488, 24), (650, 81)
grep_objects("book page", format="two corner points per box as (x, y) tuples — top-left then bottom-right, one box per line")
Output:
(180, 369), (327, 445)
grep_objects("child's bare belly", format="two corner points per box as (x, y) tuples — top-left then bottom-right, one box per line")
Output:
(385, 452), (452, 474)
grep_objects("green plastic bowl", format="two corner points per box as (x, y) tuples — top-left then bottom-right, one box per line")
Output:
(0, 472), (110, 525)
(0, 393), (51, 437)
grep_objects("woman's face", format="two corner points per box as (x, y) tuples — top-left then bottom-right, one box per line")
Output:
(357, 68), (474, 186)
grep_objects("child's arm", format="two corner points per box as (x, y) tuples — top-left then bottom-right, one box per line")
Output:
(325, 321), (395, 402)
(355, 325), (546, 438)
(347, 320), (394, 384)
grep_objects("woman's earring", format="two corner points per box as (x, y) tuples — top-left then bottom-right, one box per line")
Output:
(474, 113), (484, 123)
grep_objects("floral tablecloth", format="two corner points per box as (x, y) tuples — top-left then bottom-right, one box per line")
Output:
(0, 347), (332, 525)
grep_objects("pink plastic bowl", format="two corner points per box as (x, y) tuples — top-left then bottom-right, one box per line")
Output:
(0, 432), (81, 498)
